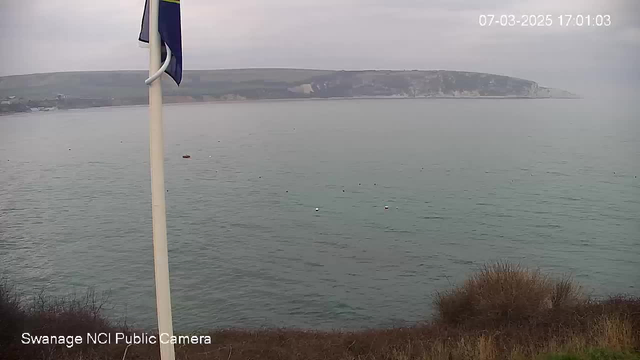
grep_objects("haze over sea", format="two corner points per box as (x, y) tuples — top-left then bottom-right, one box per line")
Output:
(1, 99), (638, 331)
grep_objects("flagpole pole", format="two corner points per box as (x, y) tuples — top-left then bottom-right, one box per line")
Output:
(148, 0), (176, 359)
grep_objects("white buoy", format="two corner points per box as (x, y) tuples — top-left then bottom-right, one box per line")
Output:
(384, 205), (389, 210)
(315, 208), (319, 211)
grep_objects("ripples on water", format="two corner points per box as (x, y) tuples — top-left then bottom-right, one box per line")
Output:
(0, 99), (639, 330)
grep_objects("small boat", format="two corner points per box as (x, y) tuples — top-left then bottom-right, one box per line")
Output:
(182, 155), (191, 159)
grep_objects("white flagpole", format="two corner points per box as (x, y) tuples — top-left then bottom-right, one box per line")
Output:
(148, 0), (176, 359)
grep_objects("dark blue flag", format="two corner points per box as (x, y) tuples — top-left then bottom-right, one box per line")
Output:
(139, 0), (183, 86)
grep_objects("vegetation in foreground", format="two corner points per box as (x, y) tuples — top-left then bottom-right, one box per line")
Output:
(2, 263), (638, 360)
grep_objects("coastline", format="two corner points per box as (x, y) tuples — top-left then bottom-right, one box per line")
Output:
(0, 95), (582, 116)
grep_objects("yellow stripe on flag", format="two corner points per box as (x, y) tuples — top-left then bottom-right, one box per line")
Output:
(162, 0), (180, 4)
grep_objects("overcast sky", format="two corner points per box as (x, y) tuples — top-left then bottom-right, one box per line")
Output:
(0, 0), (638, 95)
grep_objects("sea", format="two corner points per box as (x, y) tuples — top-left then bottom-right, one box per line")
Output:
(1, 98), (638, 331)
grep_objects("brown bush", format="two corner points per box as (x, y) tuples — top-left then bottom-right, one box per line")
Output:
(0, 280), (122, 360)
(551, 277), (583, 308)
(0, 276), (25, 350)
(434, 262), (584, 326)
(24, 289), (115, 337)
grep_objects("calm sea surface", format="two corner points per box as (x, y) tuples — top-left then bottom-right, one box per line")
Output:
(1, 99), (639, 331)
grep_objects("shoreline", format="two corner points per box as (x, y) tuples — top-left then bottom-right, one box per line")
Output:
(0, 95), (582, 116)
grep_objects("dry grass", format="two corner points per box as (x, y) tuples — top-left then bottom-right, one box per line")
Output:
(2, 264), (639, 360)
(594, 315), (634, 351)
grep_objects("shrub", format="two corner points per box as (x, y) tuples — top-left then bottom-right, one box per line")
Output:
(25, 288), (114, 337)
(552, 277), (584, 308)
(0, 279), (119, 360)
(0, 276), (25, 349)
(434, 262), (584, 326)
